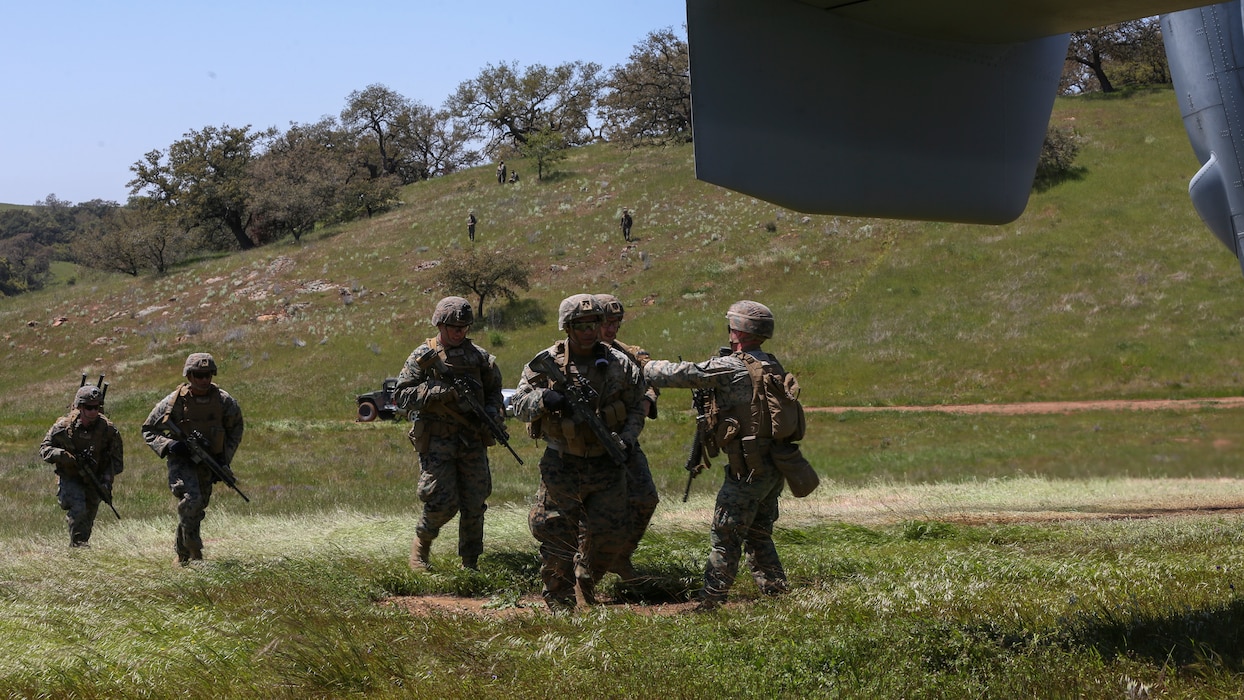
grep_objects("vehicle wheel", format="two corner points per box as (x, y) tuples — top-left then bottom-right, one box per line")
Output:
(357, 401), (378, 422)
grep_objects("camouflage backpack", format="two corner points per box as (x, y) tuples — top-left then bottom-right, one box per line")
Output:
(740, 352), (805, 443)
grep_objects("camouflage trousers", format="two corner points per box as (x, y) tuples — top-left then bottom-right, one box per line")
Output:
(702, 457), (787, 603)
(588, 444), (658, 578)
(56, 475), (101, 546)
(416, 434), (492, 559)
(529, 447), (628, 606)
(168, 458), (215, 561)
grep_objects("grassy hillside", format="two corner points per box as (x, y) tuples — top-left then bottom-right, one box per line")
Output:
(2, 87), (1239, 430)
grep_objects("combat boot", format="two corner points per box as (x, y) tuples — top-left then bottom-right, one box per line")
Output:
(410, 537), (432, 570)
(610, 557), (640, 582)
(461, 555), (479, 570)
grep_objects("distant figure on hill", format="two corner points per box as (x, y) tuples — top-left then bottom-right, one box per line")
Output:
(620, 208), (633, 242)
(467, 211), (477, 242)
(497, 161), (507, 184)
(509, 169), (519, 183)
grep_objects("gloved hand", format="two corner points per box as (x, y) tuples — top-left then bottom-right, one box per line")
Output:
(543, 389), (565, 412)
(212, 463), (235, 484)
(424, 379), (457, 403)
(169, 441), (191, 458)
(100, 478), (113, 498)
(621, 433), (639, 451)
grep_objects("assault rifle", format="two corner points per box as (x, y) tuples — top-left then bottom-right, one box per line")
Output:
(161, 420), (250, 502)
(682, 387), (712, 502)
(77, 446), (121, 520)
(528, 350), (628, 465)
(429, 357), (524, 465)
(680, 348), (731, 501)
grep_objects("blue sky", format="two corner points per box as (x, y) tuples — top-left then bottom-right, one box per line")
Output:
(0, 0), (686, 206)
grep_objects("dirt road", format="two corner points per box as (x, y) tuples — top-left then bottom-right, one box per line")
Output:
(808, 396), (1244, 415)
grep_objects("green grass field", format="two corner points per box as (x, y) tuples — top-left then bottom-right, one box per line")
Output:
(3, 87), (1244, 697)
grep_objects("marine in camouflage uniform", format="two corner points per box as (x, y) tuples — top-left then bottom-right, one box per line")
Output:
(590, 293), (659, 582)
(142, 353), (245, 565)
(513, 293), (647, 609)
(40, 384), (124, 547)
(395, 296), (505, 571)
(644, 301), (789, 609)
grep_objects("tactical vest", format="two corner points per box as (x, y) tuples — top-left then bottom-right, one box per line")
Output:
(63, 411), (113, 474)
(409, 337), (494, 443)
(537, 341), (629, 457)
(173, 384), (228, 455)
(428, 337), (487, 402)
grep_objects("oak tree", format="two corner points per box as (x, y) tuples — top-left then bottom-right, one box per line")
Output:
(434, 248), (531, 321)
(447, 61), (601, 155)
(128, 124), (268, 250)
(598, 27), (692, 144)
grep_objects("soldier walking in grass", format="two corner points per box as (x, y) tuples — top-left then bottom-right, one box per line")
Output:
(142, 353), (244, 566)
(395, 296), (505, 571)
(620, 208), (633, 242)
(497, 160), (507, 184)
(586, 293), (658, 583)
(643, 301), (790, 610)
(40, 383), (124, 548)
(467, 210), (477, 242)
(512, 293), (647, 610)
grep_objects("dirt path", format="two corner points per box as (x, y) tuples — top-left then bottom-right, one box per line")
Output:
(807, 396), (1244, 415)
(386, 594), (700, 618)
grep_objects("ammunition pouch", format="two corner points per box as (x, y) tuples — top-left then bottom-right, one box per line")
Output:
(702, 431), (720, 458)
(740, 435), (769, 473)
(407, 419), (431, 454)
(599, 399), (627, 429)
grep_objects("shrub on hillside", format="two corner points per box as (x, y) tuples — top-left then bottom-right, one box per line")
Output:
(1033, 123), (1084, 191)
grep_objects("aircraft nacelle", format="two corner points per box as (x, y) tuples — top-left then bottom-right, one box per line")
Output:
(687, 0), (1066, 224)
(686, 0), (1244, 272)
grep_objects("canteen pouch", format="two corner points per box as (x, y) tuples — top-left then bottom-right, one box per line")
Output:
(771, 441), (819, 497)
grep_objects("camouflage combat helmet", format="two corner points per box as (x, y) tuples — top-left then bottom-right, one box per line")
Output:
(183, 352), (218, 377)
(558, 293), (604, 331)
(75, 385), (103, 407)
(726, 300), (774, 338)
(594, 293), (624, 320)
(431, 296), (474, 326)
